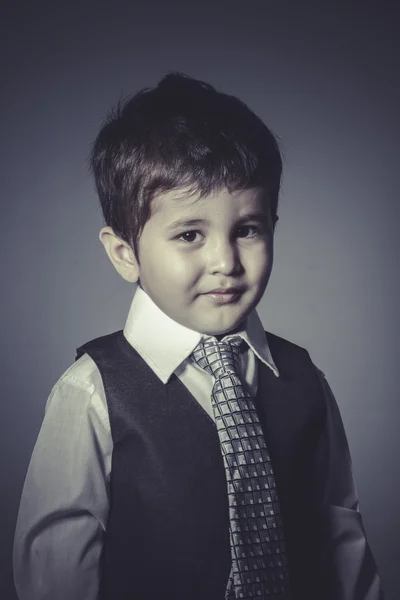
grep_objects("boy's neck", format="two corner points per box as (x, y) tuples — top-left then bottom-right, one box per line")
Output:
(214, 323), (244, 341)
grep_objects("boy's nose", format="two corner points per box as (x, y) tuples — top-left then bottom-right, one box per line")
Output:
(206, 240), (242, 275)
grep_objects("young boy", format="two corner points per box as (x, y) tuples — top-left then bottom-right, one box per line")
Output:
(13, 73), (384, 600)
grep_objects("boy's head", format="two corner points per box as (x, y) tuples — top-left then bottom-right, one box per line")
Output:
(91, 73), (283, 335)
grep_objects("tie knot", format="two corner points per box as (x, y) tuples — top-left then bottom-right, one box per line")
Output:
(192, 338), (242, 379)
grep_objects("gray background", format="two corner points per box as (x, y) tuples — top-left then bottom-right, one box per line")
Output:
(1, 1), (398, 598)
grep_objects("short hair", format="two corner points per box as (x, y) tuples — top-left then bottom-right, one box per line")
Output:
(89, 72), (283, 260)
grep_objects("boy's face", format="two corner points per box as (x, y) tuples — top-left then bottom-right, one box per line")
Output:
(135, 186), (275, 336)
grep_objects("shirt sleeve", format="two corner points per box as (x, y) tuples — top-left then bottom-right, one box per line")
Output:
(313, 367), (384, 600)
(13, 358), (112, 600)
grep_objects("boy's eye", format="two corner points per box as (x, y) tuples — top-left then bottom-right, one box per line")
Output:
(236, 225), (260, 238)
(178, 230), (203, 243)
(177, 225), (262, 243)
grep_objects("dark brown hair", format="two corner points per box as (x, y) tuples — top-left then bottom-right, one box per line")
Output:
(89, 72), (282, 260)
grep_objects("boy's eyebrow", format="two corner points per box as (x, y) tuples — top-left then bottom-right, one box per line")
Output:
(237, 212), (270, 224)
(166, 218), (209, 231)
(166, 212), (269, 231)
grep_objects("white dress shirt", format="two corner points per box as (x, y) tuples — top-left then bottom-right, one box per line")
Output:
(13, 286), (382, 600)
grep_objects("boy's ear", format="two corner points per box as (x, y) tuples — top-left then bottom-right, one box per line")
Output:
(98, 226), (140, 283)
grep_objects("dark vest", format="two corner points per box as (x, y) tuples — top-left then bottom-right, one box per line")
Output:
(76, 330), (329, 600)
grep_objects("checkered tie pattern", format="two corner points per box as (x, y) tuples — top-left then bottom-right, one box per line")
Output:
(192, 338), (291, 599)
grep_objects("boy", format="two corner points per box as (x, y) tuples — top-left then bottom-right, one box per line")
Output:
(13, 73), (383, 600)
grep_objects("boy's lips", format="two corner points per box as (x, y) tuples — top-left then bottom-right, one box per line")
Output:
(204, 283), (245, 294)
(205, 286), (244, 294)
(203, 287), (244, 304)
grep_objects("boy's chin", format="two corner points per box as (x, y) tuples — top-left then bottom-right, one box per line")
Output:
(194, 317), (246, 338)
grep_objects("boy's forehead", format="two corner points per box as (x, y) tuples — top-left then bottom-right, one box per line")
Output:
(151, 185), (267, 217)
(153, 185), (199, 210)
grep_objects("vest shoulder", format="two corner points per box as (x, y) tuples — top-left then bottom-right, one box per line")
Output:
(264, 330), (310, 356)
(263, 331), (316, 378)
(75, 329), (124, 361)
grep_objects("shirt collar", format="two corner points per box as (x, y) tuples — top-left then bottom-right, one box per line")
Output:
(123, 285), (280, 383)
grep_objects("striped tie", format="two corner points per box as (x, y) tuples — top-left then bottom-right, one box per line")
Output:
(192, 338), (291, 599)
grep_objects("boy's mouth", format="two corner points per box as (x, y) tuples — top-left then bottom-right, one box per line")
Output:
(203, 289), (243, 303)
